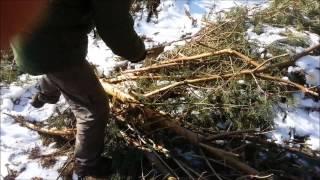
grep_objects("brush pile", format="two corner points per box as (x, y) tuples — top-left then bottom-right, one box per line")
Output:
(98, 6), (320, 179)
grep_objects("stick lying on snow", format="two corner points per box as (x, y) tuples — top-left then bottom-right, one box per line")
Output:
(4, 113), (76, 138)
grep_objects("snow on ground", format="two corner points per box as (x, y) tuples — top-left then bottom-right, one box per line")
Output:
(246, 25), (320, 150)
(1, 0), (319, 179)
(0, 75), (69, 179)
(87, 0), (268, 76)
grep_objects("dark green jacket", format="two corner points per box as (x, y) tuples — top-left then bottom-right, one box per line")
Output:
(14, 0), (145, 75)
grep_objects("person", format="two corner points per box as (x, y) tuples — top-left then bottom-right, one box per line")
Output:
(1, 0), (146, 178)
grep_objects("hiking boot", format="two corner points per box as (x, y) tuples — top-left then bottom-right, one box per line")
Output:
(75, 157), (113, 179)
(30, 94), (46, 108)
(30, 93), (59, 108)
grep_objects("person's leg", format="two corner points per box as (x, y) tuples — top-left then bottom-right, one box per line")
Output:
(31, 76), (61, 108)
(47, 61), (109, 175)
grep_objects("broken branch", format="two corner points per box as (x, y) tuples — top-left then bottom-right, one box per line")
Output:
(4, 113), (75, 138)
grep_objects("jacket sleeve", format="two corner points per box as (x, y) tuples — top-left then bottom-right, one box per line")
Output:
(91, 0), (146, 62)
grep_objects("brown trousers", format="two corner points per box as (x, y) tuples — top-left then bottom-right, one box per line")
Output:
(38, 61), (109, 169)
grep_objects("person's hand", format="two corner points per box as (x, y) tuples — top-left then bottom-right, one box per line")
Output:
(128, 45), (165, 63)
(0, 0), (48, 50)
(146, 46), (165, 59)
(129, 51), (147, 63)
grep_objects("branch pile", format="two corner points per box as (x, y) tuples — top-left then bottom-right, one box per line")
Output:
(99, 8), (320, 178)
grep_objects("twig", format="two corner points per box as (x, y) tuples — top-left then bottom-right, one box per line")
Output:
(123, 44), (319, 79)
(141, 159), (145, 180)
(257, 44), (320, 72)
(199, 148), (224, 180)
(293, 44), (320, 61)
(236, 174), (274, 180)
(123, 49), (260, 74)
(204, 129), (260, 141)
(123, 62), (182, 74)
(223, 135), (320, 159)
(152, 151), (178, 178)
(142, 74), (223, 97)
(139, 101), (249, 108)
(199, 143), (258, 175)
(159, 49), (259, 67)
(35, 148), (72, 159)
(104, 75), (187, 84)
(188, 154), (235, 170)
(196, 41), (217, 50)
(256, 74), (319, 96)
(253, 53), (289, 71)
(172, 157), (194, 179)
(222, 49), (259, 67)
(178, 160), (205, 179)
(144, 152), (176, 179)
(231, 144), (249, 152)
(141, 68), (318, 98)
(143, 80), (189, 97)
(100, 79), (139, 103)
(250, 73), (266, 94)
(153, 52), (213, 65)
(56, 155), (74, 180)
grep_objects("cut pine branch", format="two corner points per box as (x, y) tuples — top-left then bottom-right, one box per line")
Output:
(101, 81), (259, 175)
(100, 79), (139, 103)
(124, 44), (319, 75)
(104, 75), (189, 84)
(141, 69), (319, 98)
(293, 44), (320, 61)
(255, 74), (319, 96)
(158, 49), (260, 67)
(204, 129), (261, 141)
(123, 49), (260, 74)
(256, 44), (320, 72)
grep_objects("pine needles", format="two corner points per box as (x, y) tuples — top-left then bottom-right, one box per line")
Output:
(253, 0), (320, 34)
(109, 7), (296, 131)
(100, 6), (320, 178)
